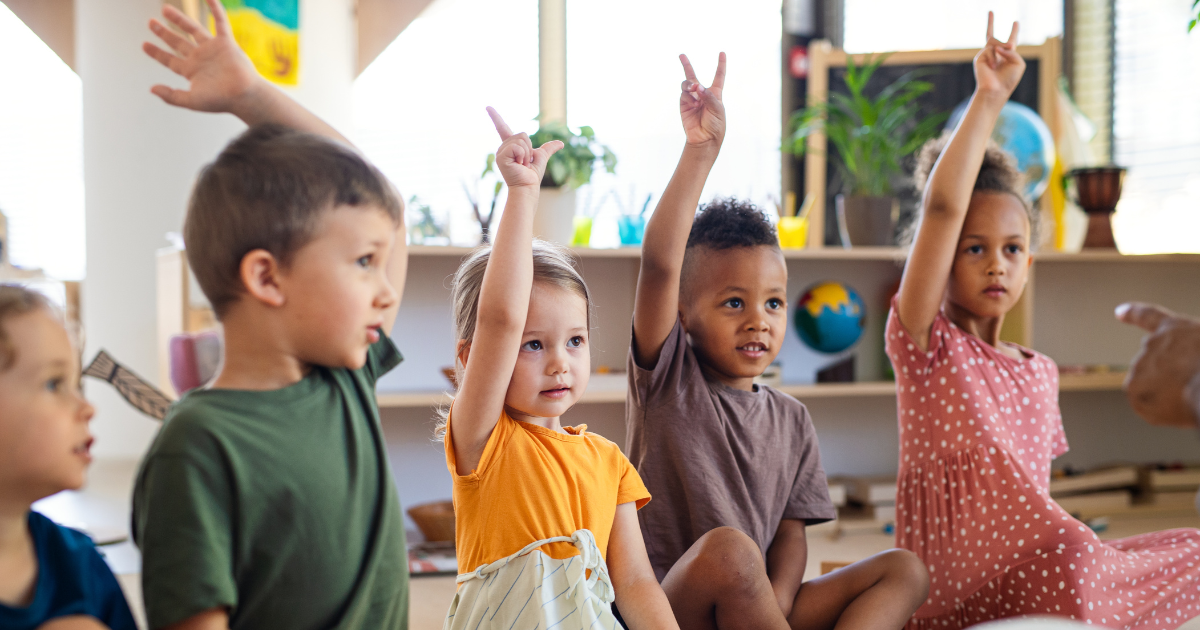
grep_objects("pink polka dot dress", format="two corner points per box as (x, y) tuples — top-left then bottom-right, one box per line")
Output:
(886, 303), (1200, 630)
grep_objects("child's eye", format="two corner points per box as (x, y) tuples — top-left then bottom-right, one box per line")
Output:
(1005, 244), (1023, 254)
(767, 298), (784, 310)
(966, 245), (983, 254)
(724, 298), (744, 309)
(567, 336), (584, 348)
(357, 254), (373, 268)
(522, 340), (543, 351)
(45, 378), (63, 393)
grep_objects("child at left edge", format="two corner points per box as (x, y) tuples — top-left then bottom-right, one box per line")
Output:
(0, 285), (138, 630)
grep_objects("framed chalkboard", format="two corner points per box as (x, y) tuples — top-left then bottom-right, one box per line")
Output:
(788, 39), (1062, 249)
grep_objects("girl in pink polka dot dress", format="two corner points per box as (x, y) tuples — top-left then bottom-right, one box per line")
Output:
(886, 14), (1200, 630)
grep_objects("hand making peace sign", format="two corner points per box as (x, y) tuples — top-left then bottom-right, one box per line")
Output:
(679, 52), (727, 149)
(974, 12), (1025, 97)
(486, 107), (564, 190)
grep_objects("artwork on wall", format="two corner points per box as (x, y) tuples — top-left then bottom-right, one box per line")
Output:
(219, 0), (299, 85)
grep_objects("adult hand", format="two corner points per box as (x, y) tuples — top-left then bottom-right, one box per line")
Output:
(679, 53), (727, 149)
(1116, 302), (1200, 428)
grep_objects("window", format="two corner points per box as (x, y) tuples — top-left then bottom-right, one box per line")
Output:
(843, 0), (1063, 53)
(1111, 0), (1200, 253)
(0, 4), (84, 280)
(566, 0), (782, 246)
(352, 0), (539, 245)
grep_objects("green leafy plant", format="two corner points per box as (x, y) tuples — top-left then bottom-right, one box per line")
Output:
(530, 121), (617, 189)
(785, 54), (947, 197)
(1190, 0), (1199, 31)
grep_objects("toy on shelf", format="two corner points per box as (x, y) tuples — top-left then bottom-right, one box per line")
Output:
(1065, 166), (1126, 249)
(947, 100), (1056, 201)
(795, 281), (865, 355)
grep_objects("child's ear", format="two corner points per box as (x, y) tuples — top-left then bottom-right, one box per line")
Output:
(455, 339), (471, 369)
(240, 249), (286, 308)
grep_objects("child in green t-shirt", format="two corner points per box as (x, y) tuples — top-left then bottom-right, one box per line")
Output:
(132, 1), (411, 628)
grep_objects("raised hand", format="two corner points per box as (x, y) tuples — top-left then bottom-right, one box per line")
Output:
(486, 107), (563, 189)
(143, 0), (264, 115)
(679, 53), (727, 148)
(974, 12), (1025, 97)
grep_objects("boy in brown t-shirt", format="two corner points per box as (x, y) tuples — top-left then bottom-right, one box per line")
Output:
(622, 52), (929, 630)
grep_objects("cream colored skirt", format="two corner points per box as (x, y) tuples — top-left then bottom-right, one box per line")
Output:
(443, 529), (623, 630)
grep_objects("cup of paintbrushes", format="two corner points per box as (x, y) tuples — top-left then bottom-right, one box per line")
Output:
(778, 192), (814, 249)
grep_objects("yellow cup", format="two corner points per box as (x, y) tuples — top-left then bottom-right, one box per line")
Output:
(778, 215), (809, 249)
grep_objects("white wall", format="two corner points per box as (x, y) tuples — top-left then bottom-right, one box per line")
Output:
(80, 0), (356, 459)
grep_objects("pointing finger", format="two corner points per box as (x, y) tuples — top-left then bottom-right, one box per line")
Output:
(1006, 21), (1020, 47)
(486, 106), (513, 140)
(679, 54), (699, 84)
(1116, 302), (1177, 333)
(986, 11), (994, 43)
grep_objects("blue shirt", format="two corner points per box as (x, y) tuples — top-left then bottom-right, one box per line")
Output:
(0, 511), (137, 630)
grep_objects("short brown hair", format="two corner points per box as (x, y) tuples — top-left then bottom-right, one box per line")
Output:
(185, 124), (403, 317)
(902, 134), (1040, 248)
(0, 285), (54, 371)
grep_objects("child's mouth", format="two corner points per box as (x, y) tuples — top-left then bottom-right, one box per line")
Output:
(540, 385), (571, 399)
(73, 437), (93, 462)
(983, 285), (1007, 298)
(367, 326), (382, 343)
(737, 342), (768, 358)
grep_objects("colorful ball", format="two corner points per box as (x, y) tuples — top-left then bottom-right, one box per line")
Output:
(794, 281), (865, 354)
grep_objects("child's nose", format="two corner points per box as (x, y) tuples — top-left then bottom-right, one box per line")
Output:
(377, 277), (399, 308)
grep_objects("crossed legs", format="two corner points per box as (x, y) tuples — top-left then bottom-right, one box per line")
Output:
(659, 527), (928, 630)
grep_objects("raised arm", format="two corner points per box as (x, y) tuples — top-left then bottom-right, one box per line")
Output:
(895, 13), (1024, 349)
(143, 0), (347, 145)
(450, 109), (563, 474)
(632, 53), (726, 368)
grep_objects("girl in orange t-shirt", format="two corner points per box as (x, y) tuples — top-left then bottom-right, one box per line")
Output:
(435, 108), (677, 630)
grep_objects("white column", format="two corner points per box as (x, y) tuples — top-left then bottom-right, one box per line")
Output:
(79, 0), (355, 460)
(539, 0), (566, 125)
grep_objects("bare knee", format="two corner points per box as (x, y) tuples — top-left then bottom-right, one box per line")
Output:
(877, 548), (930, 603)
(683, 527), (767, 593)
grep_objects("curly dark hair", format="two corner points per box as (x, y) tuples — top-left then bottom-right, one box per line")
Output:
(686, 197), (779, 250)
(901, 133), (1041, 248)
(680, 198), (780, 299)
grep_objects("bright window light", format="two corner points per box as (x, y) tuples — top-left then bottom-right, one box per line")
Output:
(844, 0), (1063, 53)
(353, 0), (538, 245)
(0, 4), (85, 280)
(566, 0), (782, 246)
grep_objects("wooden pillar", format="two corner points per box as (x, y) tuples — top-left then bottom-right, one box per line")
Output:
(539, 0), (566, 125)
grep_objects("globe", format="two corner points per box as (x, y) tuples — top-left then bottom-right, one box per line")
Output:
(945, 100), (1056, 200)
(794, 281), (865, 354)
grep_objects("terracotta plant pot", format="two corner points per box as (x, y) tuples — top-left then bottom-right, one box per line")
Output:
(836, 195), (898, 247)
(1066, 166), (1126, 250)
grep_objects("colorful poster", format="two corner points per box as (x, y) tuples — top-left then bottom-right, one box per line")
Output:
(217, 0), (299, 86)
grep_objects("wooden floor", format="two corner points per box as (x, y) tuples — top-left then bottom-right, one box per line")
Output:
(36, 460), (1200, 630)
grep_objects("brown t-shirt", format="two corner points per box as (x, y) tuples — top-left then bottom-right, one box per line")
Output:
(625, 318), (837, 581)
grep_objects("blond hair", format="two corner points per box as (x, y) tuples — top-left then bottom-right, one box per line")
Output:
(434, 240), (592, 440)
(0, 285), (56, 371)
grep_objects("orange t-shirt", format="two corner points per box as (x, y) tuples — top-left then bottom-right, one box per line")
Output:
(445, 411), (651, 575)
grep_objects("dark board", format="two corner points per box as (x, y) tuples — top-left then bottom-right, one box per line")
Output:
(801, 58), (1041, 245)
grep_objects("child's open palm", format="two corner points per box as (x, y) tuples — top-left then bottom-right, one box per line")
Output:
(974, 12), (1025, 97)
(486, 107), (563, 189)
(679, 53), (727, 148)
(143, 0), (263, 114)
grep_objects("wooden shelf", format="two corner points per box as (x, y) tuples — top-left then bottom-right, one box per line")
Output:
(375, 371), (1129, 410)
(1034, 251), (1200, 263)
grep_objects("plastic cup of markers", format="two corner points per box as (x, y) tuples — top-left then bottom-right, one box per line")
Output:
(571, 216), (594, 247)
(618, 215), (646, 246)
(777, 215), (809, 249)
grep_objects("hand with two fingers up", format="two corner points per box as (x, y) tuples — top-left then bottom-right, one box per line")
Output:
(1116, 302), (1200, 429)
(974, 11), (1025, 98)
(679, 52), (727, 150)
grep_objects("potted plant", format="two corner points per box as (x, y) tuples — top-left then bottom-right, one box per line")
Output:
(786, 54), (946, 247)
(528, 121), (617, 245)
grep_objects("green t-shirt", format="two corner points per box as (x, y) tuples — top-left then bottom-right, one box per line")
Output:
(132, 336), (408, 630)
